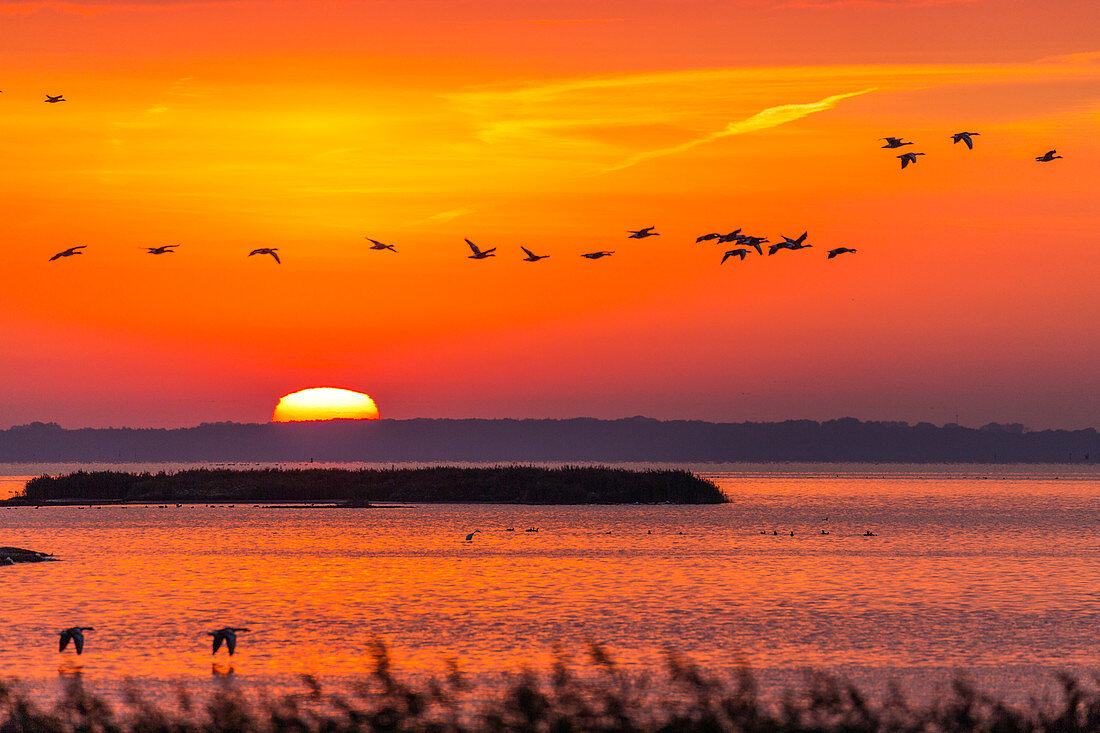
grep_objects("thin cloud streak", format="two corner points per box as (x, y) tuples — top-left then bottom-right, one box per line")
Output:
(602, 89), (875, 173)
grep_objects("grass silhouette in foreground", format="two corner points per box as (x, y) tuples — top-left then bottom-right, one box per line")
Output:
(11, 466), (726, 505)
(4, 641), (1100, 733)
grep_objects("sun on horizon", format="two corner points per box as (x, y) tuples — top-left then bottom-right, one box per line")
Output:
(272, 387), (380, 423)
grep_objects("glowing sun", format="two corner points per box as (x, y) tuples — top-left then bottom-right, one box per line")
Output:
(272, 387), (380, 422)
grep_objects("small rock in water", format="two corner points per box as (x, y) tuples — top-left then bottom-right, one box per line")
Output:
(0, 547), (58, 564)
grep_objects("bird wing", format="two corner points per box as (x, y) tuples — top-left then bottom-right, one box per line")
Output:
(900, 156), (910, 168)
(74, 633), (84, 655)
(60, 632), (70, 652)
(212, 633), (223, 654)
(520, 246), (535, 258)
(465, 239), (481, 255)
(269, 251), (281, 263)
(226, 634), (236, 655)
(721, 252), (732, 264)
(49, 252), (62, 261)
(749, 242), (762, 255)
(963, 135), (973, 149)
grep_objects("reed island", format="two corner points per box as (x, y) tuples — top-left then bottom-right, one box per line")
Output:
(4, 466), (726, 505)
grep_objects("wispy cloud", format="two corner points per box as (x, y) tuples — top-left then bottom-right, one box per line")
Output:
(603, 89), (874, 172)
(524, 18), (622, 25)
(424, 208), (473, 223)
(1037, 51), (1100, 65)
(779, 0), (977, 7)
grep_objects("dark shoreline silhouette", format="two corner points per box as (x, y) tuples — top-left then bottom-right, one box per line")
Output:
(0, 417), (1097, 463)
(7, 466), (725, 505)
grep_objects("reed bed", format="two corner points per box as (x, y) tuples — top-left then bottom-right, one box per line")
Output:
(4, 642), (1100, 733)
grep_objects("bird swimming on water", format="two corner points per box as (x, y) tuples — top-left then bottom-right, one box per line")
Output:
(1035, 150), (1062, 162)
(59, 627), (93, 655)
(898, 152), (925, 169)
(520, 246), (549, 262)
(49, 245), (86, 261)
(827, 247), (857, 259)
(465, 530), (481, 542)
(248, 248), (280, 263)
(209, 627), (249, 655)
(145, 244), (179, 255)
(465, 239), (496, 259)
(950, 132), (980, 149)
(627, 227), (659, 239)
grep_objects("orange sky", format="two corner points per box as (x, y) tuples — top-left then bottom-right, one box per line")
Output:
(0, 0), (1097, 428)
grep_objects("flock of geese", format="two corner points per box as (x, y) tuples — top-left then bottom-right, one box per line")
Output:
(29, 91), (1063, 268)
(46, 230), (857, 265)
(882, 131), (1062, 168)
(57, 626), (250, 656)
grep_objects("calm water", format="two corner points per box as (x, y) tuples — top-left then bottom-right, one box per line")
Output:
(3, 462), (1100, 703)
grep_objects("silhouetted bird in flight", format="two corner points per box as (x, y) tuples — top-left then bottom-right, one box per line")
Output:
(880, 137), (911, 149)
(248, 248), (280, 263)
(520, 246), (549, 262)
(951, 132), (980, 149)
(769, 238), (812, 255)
(1035, 150), (1062, 162)
(59, 627), (93, 655)
(740, 236), (767, 255)
(366, 238), (397, 252)
(695, 233), (721, 242)
(898, 152), (925, 169)
(145, 245), (179, 255)
(627, 227), (658, 239)
(581, 251), (614, 259)
(209, 627), (249, 656)
(44, 94), (66, 103)
(49, 245), (86, 261)
(780, 232), (808, 247)
(827, 247), (857, 259)
(465, 239), (495, 259)
(716, 229), (743, 244)
(721, 248), (751, 263)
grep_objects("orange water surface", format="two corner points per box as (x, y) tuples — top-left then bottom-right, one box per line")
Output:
(3, 464), (1100, 703)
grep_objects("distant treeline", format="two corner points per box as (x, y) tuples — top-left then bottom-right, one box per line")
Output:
(0, 417), (1097, 463)
(11, 466), (726, 504)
